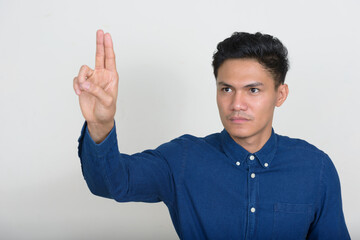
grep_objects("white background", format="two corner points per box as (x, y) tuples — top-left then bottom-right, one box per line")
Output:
(0, 0), (359, 239)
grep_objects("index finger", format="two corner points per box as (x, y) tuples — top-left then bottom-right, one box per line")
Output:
(95, 29), (105, 69)
(104, 33), (117, 71)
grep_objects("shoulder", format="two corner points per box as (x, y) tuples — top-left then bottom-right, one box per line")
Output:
(182, 132), (223, 150)
(168, 132), (222, 145)
(156, 132), (222, 153)
(151, 132), (222, 171)
(275, 133), (339, 180)
(276, 133), (328, 158)
(275, 133), (335, 169)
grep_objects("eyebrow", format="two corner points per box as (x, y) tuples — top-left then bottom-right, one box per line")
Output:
(217, 81), (264, 88)
(217, 81), (232, 87)
(244, 82), (264, 88)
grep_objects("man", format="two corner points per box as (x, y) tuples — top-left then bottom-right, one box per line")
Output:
(74, 30), (350, 239)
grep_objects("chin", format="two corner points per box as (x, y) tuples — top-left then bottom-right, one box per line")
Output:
(225, 125), (254, 140)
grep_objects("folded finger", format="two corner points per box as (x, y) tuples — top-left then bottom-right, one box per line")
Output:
(73, 77), (81, 95)
(81, 82), (113, 107)
(78, 65), (94, 84)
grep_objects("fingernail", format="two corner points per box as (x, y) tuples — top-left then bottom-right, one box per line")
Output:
(81, 82), (90, 90)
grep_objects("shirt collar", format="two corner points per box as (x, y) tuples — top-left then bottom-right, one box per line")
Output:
(220, 128), (277, 168)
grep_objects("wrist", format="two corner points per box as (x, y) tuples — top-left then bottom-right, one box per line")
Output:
(87, 120), (114, 144)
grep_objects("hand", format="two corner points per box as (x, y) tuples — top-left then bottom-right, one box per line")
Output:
(73, 30), (119, 143)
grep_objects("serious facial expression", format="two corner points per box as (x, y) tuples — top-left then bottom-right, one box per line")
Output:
(216, 58), (288, 146)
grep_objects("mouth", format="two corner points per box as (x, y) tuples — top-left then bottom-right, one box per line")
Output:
(229, 116), (250, 123)
(227, 111), (253, 124)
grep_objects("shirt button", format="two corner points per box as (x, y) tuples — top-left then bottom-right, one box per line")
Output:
(236, 161), (241, 166)
(249, 155), (255, 160)
(251, 207), (256, 213)
(251, 173), (255, 178)
(264, 163), (269, 167)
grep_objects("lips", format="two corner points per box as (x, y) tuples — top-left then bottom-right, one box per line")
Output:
(229, 116), (250, 123)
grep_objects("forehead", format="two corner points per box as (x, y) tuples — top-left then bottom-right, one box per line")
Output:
(216, 59), (275, 87)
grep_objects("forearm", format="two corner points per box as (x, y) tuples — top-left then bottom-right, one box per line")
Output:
(78, 121), (121, 199)
(77, 121), (176, 204)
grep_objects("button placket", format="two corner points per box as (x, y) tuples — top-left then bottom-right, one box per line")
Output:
(247, 164), (257, 238)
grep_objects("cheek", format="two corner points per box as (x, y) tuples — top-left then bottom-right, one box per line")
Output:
(216, 96), (227, 112)
(251, 97), (275, 117)
(217, 103), (227, 119)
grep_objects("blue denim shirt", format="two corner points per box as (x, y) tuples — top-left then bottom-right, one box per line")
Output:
(78, 122), (350, 240)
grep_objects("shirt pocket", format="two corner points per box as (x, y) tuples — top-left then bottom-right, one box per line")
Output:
(272, 203), (312, 240)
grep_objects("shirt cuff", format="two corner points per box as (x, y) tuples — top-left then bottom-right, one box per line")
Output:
(78, 121), (118, 158)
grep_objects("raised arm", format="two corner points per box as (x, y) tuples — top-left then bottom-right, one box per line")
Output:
(75, 31), (177, 206)
(73, 30), (119, 143)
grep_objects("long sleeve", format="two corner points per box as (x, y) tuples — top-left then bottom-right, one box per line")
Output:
(77, 121), (176, 206)
(307, 155), (351, 239)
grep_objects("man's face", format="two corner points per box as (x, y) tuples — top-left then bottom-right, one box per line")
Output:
(216, 58), (288, 147)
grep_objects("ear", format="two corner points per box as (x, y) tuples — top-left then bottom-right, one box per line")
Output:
(275, 84), (289, 107)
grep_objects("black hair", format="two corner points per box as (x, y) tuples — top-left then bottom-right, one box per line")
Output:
(212, 32), (289, 88)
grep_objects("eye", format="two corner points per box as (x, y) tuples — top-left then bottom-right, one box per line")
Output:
(250, 88), (259, 93)
(222, 87), (232, 93)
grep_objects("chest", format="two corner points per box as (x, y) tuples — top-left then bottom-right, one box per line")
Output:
(174, 151), (319, 240)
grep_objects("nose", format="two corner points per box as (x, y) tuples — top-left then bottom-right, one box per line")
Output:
(231, 92), (248, 111)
